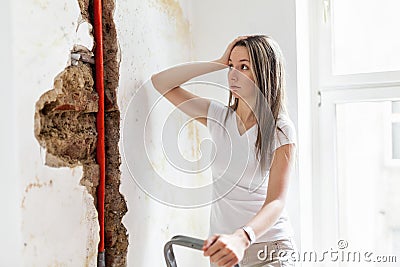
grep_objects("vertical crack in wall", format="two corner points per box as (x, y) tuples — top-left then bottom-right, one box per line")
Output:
(93, 0), (129, 265)
(34, 0), (128, 265)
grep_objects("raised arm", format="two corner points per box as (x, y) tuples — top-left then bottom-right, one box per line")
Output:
(150, 36), (248, 127)
(151, 61), (225, 96)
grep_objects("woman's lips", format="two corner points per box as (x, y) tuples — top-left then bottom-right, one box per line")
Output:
(230, 86), (240, 90)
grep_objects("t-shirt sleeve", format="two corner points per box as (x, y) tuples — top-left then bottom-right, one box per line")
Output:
(206, 99), (227, 135)
(271, 115), (297, 152)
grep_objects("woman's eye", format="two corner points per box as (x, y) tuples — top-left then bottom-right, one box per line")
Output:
(228, 64), (248, 70)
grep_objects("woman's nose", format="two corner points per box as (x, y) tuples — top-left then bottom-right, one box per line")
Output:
(229, 68), (239, 81)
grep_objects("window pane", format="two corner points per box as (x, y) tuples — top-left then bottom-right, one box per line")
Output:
(392, 101), (400, 114)
(336, 101), (399, 266)
(332, 0), (400, 75)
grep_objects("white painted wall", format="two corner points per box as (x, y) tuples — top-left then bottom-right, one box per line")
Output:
(115, 1), (212, 266)
(0, 0), (21, 265)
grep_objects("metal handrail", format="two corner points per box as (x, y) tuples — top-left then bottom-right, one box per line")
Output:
(164, 235), (239, 267)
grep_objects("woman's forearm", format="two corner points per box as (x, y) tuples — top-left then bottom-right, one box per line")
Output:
(151, 59), (226, 95)
(245, 199), (285, 241)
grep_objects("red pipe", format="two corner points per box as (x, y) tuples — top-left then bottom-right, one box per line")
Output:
(93, 0), (106, 264)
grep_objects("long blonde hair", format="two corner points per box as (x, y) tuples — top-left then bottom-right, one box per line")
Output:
(223, 35), (287, 175)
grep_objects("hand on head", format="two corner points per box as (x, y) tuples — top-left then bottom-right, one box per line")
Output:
(216, 35), (251, 66)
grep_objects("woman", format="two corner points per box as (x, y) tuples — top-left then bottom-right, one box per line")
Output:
(151, 35), (297, 267)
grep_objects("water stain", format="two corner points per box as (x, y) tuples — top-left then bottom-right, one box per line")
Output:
(21, 178), (53, 209)
(151, 0), (191, 43)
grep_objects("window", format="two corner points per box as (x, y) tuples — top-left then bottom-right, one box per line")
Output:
(337, 101), (399, 262)
(311, 1), (400, 265)
(331, 0), (400, 75)
(391, 101), (400, 160)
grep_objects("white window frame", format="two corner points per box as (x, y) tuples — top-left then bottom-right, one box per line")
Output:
(307, 0), (400, 265)
(317, 0), (400, 89)
(384, 106), (400, 166)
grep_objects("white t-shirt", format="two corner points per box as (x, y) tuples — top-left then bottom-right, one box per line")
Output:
(206, 99), (296, 242)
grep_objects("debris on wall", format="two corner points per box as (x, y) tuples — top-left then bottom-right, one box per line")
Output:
(34, 0), (128, 265)
(33, 56), (101, 264)
(34, 59), (100, 197)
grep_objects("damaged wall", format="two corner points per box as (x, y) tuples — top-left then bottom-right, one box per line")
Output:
(11, 0), (100, 265)
(5, 0), (201, 265)
(33, 0), (129, 265)
(2, 0), (300, 266)
(34, 62), (98, 169)
(101, 0), (129, 265)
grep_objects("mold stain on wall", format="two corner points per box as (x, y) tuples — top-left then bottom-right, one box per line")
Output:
(150, 0), (191, 44)
(21, 178), (53, 209)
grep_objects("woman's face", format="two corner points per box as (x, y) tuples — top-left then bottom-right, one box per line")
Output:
(228, 45), (256, 102)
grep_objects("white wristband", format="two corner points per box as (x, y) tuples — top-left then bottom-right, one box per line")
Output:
(242, 226), (256, 245)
